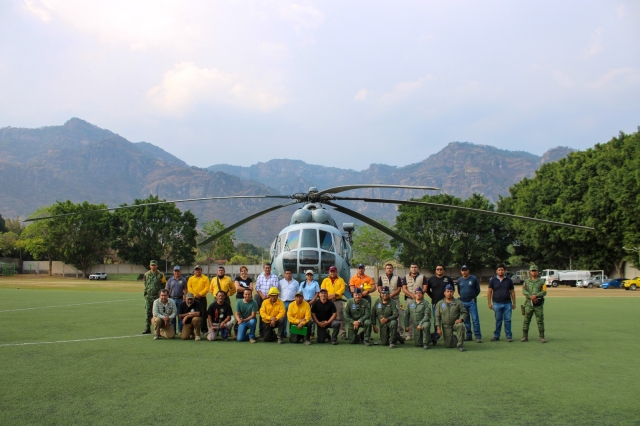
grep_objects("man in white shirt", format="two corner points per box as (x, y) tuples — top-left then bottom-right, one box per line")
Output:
(279, 268), (299, 338)
(152, 289), (177, 340)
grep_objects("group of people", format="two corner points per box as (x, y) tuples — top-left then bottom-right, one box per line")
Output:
(142, 260), (548, 350)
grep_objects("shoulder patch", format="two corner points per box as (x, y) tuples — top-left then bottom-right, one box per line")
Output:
(410, 303), (415, 308)
(441, 303), (446, 308)
(377, 303), (381, 308)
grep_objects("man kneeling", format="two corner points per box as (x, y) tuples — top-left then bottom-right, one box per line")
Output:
(312, 289), (341, 344)
(207, 291), (234, 341)
(259, 287), (286, 344)
(287, 291), (312, 345)
(404, 287), (432, 349)
(371, 286), (399, 348)
(344, 288), (372, 346)
(152, 289), (177, 340)
(179, 292), (203, 341)
(435, 284), (468, 352)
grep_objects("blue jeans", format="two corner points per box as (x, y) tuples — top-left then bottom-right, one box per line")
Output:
(171, 298), (183, 333)
(493, 302), (512, 339)
(462, 300), (481, 339)
(283, 301), (293, 337)
(237, 318), (257, 341)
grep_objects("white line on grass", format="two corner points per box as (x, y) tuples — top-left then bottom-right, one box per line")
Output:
(0, 334), (146, 347)
(0, 299), (139, 313)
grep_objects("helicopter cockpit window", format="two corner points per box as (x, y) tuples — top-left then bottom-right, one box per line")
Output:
(300, 229), (318, 248)
(282, 251), (297, 273)
(284, 230), (300, 251)
(319, 230), (334, 252)
(320, 252), (336, 274)
(299, 250), (319, 265)
(276, 233), (286, 255)
(333, 234), (343, 256)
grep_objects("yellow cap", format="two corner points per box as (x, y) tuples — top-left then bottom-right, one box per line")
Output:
(268, 287), (280, 296)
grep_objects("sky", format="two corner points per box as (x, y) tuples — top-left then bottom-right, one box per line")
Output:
(1, 0), (638, 169)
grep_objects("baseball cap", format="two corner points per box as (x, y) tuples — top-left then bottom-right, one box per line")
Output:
(353, 288), (363, 294)
(414, 287), (424, 293)
(357, 263), (365, 269)
(194, 265), (202, 270)
(295, 291), (304, 297)
(186, 292), (195, 299)
(150, 260), (158, 266)
(173, 265), (181, 271)
(329, 266), (337, 272)
(381, 286), (390, 293)
(445, 284), (454, 291)
(460, 265), (469, 271)
(530, 264), (538, 271)
(268, 287), (280, 296)
(305, 270), (314, 275)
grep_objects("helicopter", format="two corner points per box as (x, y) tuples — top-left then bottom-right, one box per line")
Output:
(27, 183), (594, 292)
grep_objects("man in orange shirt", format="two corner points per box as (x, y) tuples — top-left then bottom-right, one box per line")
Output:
(349, 263), (376, 303)
(321, 266), (347, 339)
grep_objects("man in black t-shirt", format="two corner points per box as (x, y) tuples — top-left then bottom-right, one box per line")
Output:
(487, 264), (516, 342)
(179, 293), (203, 341)
(311, 289), (341, 344)
(207, 291), (234, 341)
(426, 264), (454, 344)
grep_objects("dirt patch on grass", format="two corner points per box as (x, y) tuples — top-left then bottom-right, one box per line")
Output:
(0, 275), (143, 292)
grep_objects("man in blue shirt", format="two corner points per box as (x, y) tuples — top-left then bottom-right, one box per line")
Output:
(456, 265), (482, 343)
(487, 264), (516, 342)
(166, 265), (187, 333)
(299, 270), (320, 338)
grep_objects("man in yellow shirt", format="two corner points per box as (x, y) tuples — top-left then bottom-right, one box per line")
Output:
(259, 287), (286, 344)
(187, 265), (210, 334)
(210, 266), (235, 299)
(287, 291), (312, 345)
(349, 263), (376, 303)
(321, 266), (347, 340)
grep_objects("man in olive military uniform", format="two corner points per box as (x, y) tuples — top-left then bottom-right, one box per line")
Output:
(404, 287), (432, 349)
(435, 284), (468, 351)
(343, 288), (372, 346)
(521, 265), (547, 343)
(371, 286), (399, 348)
(142, 260), (167, 334)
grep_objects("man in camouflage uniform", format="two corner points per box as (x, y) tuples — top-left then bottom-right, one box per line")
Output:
(142, 260), (167, 334)
(343, 288), (372, 346)
(435, 284), (468, 351)
(371, 286), (399, 348)
(404, 287), (432, 349)
(521, 265), (547, 343)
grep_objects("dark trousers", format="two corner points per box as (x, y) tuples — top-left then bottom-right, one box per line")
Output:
(254, 294), (265, 334)
(316, 320), (341, 343)
(289, 324), (311, 343)
(197, 296), (208, 332)
(260, 318), (285, 342)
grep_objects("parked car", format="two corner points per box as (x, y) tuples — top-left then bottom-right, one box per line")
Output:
(601, 278), (628, 289)
(577, 275), (608, 288)
(623, 277), (640, 291)
(506, 271), (522, 285)
(89, 272), (108, 280)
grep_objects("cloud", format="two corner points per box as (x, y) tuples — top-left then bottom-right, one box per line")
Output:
(380, 75), (433, 104)
(590, 67), (639, 89)
(147, 62), (287, 115)
(582, 27), (604, 59)
(552, 70), (575, 88)
(279, 3), (325, 31)
(616, 4), (626, 19)
(23, 0), (51, 21)
(354, 89), (369, 101)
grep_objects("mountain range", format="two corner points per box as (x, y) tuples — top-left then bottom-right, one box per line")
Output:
(0, 118), (573, 246)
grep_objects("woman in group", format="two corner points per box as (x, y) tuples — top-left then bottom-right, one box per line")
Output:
(299, 270), (320, 338)
(234, 266), (254, 337)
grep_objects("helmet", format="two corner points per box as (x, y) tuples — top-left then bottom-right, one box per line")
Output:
(268, 287), (280, 296)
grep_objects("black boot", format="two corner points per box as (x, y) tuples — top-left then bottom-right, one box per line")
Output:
(142, 327), (151, 335)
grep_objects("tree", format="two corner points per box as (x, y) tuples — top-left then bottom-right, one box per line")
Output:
(394, 194), (512, 273)
(498, 129), (640, 276)
(199, 220), (235, 263)
(0, 214), (7, 233)
(0, 232), (19, 257)
(351, 221), (395, 275)
(43, 201), (111, 276)
(111, 195), (198, 269)
(21, 207), (63, 275)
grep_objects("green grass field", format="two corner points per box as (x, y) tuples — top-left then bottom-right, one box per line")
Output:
(1, 279), (638, 425)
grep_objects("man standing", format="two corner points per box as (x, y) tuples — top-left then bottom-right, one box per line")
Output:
(402, 263), (427, 341)
(280, 269), (300, 338)
(321, 266), (347, 339)
(178, 293), (203, 341)
(435, 284), (468, 351)
(377, 263), (405, 342)
(142, 260), (166, 334)
(187, 265), (210, 334)
(152, 289), (177, 340)
(255, 263), (280, 334)
(522, 265), (547, 343)
(259, 287), (286, 344)
(487, 264), (516, 342)
(349, 264), (376, 303)
(426, 264), (454, 344)
(287, 291), (312, 345)
(343, 288), (372, 346)
(206, 291), (234, 341)
(456, 265), (482, 343)
(311, 289), (341, 344)
(235, 288), (258, 343)
(404, 287), (431, 349)
(210, 266), (235, 300)
(371, 286), (399, 348)
(166, 265), (187, 333)
(299, 270), (320, 339)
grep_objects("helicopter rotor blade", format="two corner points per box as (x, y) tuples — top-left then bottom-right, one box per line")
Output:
(324, 201), (421, 250)
(317, 184), (440, 196)
(198, 200), (300, 247)
(336, 197), (594, 231)
(23, 195), (292, 222)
